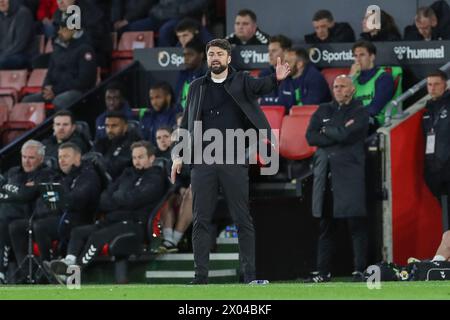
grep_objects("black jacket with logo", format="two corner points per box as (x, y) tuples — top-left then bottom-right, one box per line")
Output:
(422, 90), (450, 174)
(99, 166), (166, 224)
(44, 32), (97, 95)
(306, 99), (369, 218)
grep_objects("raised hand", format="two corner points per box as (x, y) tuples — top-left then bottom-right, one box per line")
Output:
(275, 56), (291, 81)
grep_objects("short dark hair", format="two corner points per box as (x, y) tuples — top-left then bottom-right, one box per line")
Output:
(131, 140), (155, 157)
(58, 142), (81, 154)
(269, 35), (292, 50)
(313, 9), (334, 22)
(185, 38), (205, 54)
(286, 47), (310, 63)
(175, 17), (200, 34)
(352, 40), (377, 55)
(156, 126), (173, 135)
(53, 110), (75, 124)
(150, 81), (174, 98)
(237, 9), (257, 22)
(105, 110), (127, 122)
(206, 38), (232, 55)
(427, 69), (448, 81)
(105, 82), (124, 96)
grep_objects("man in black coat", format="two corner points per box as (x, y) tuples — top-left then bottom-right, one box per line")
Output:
(422, 70), (450, 229)
(46, 141), (166, 280)
(42, 110), (91, 159)
(10, 142), (101, 270)
(22, 16), (97, 110)
(304, 10), (355, 44)
(171, 38), (291, 284)
(0, 140), (54, 284)
(305, 74), (369, 283)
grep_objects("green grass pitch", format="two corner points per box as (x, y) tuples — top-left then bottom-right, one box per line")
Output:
(1, 281), (450, 300)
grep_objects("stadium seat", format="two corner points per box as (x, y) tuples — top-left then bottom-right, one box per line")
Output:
(21, 69), (48, 96)
(261, 105), (285, 131)
(111, 59), (133, 73)
(112, 31), (154, 59)
(321, 68), (350, 91)
(0, 103), (8, 127)
(249, 69), (261, 78)
(279, 114), (316, 160)
(0, 70), (28, 108)
(1, 102), (45, 145)
(289, 105), (319, 117)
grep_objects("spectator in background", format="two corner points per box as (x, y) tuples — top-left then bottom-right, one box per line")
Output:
(349, 40), (394, 129)
(22, 16), (97, 110)
(175, 17), (213, 47)
(304, 10), (355, 44)
(95, 82), (134, 140)
(0, 0), (35, 69)
(259, 34), (292, 106)
(42, 110), (90, 159)
(277, 47), (331, 111)
(155, 126), (173, 160)
(36, 0), (58, 38)
(360, 9), (401, 42)
(226, 9), (269, 46)
(114, 0), (210, 47)
(46, 141), (166, 282)
(175, 39), (207, 110)
(422, 70), (450, 228)
(140, 82), (179, 145)
(53, 0), (112, 68)
(404, 5), (450, 41)
(13, 142), (101, 268)
(111, 0), (154, 33)
(93, 111), (141, 180)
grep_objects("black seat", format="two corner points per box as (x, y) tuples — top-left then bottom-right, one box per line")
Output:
(76, 121), (94, 148)
(127, 120), (143, 139)
(81, 151), (112, 189)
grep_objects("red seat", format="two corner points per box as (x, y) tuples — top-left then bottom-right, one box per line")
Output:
(112, 31), (154, 59)
(1, 102), (46, 145)
(111, 59), (133, 73)
(261, 105), (285, 131)
(289, 105), (319, 117)
(279, 114), (316, 160)
(248, 69), (261, 78)
(0, 103), (8, 127)
(111, 32), (118, 51)
(0, 70), (28, 107)
(21, 68), (48, 96)
(321, 68), (350, 91)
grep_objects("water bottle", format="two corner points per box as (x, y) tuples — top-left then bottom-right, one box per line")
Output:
(249, 280), (270, 285)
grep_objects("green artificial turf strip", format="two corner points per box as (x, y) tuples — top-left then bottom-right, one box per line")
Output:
(1, 282), (450, 300)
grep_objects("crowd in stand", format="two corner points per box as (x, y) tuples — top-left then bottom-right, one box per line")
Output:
(0, 0), (449, 284)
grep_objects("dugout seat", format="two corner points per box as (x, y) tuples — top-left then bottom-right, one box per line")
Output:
(321, 68), (350, 91)
(289, 105), (319, 117)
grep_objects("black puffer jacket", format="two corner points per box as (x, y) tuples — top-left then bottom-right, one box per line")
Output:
(0, 164), (55, 220)
(99, 165), (166, 224)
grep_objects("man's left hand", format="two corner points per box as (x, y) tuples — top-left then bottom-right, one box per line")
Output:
(275, 57), (291, 81)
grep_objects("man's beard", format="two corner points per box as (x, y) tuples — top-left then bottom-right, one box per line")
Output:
(209, 63), (227, 74)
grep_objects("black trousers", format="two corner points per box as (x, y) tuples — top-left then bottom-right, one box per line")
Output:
(9, 215), (60, 266)
(316, 212), (368, 275)
(425, 170), (450, 230)
(67, 221), (143, 268)
(191, 164), (255, 282)
(0, 217), (15, 273)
